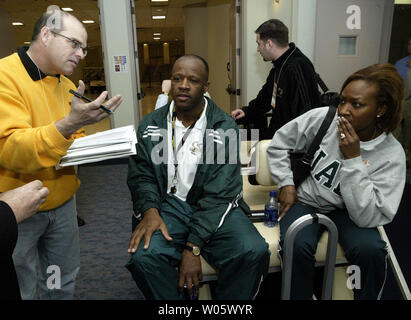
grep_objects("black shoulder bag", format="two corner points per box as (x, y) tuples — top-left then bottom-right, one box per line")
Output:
(316, 73), (340, 107)
(290, 106), (337, 188)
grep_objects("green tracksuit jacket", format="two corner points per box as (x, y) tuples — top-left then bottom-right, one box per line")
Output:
(127, 97), (250, 248)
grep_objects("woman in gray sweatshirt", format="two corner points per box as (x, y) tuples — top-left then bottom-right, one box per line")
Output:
(267, 64), (406, 300)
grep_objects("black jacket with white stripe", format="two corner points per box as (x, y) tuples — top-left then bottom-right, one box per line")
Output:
(242, 42), (321, 139)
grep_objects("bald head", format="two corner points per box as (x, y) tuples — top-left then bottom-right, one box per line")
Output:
(27, 8), (88, 76)
(173, 55), (209, 83)
(31, 10), (85, 42)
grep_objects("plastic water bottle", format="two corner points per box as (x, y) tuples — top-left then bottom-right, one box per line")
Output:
(264, 190), (278, 227)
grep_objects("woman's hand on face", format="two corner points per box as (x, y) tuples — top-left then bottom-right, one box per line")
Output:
(337, 116), (361, 159)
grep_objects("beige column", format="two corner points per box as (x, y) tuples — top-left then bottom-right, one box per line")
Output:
(163, 42), (170, 64)
(183, 6), (208, 59)
(207, 2), (231, 113)
(98, 0), (141, 129)
(143, 43), (150, 65)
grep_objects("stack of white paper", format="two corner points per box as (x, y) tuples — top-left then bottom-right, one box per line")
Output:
(56, 125), (137, 168)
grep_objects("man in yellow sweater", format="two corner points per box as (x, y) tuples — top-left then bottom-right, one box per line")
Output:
(0, 7), (122, 299)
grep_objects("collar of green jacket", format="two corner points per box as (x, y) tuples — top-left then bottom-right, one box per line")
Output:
(152, 96), (228, 131)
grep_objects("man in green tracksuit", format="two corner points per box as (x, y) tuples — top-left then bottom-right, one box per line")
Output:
(126, 54), (269, 300)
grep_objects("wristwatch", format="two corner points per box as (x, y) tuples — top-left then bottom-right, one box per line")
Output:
(184, 244), (201, 256)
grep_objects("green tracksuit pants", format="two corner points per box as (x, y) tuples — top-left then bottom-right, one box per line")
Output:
(126, 195), (270, 300)
(279, 202), (388, 300)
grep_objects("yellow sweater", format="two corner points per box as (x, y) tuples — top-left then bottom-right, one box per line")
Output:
(0, 52), (85, 211)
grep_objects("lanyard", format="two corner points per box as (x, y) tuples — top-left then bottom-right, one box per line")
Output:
(170, 105), (204, 194)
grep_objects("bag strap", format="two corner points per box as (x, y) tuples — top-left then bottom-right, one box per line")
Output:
(316, 73), (329, 93)
(303, 106), (337, 163)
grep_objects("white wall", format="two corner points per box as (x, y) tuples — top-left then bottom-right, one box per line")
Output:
(292, 0), (317, 62)
(269, 0), (293, 29)
(0, 8), (16, 58)
(314, 0), (394, 91)
(241, 0), (272, 105)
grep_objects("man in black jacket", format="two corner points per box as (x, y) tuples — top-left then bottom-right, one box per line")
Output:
(0, 181), (49, 300)
(231, 19), (320, 139)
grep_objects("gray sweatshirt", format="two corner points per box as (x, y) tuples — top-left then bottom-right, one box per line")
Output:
(267, 107), (406, 228)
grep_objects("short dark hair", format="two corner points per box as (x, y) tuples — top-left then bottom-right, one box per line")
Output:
(31, 10), (76, 41)
(255, 19), (289, 47)
(341, 64), (405, 133)
(176, 54), (209, 81)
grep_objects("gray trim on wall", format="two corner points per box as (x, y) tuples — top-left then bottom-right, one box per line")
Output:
(379, 0), (395, 63)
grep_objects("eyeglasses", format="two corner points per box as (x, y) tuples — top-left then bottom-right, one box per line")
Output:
(51, 31), (87, 57)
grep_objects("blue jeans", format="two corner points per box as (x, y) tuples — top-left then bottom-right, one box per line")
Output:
(12, 197), (80, 300)
(279, 202), (388, 300)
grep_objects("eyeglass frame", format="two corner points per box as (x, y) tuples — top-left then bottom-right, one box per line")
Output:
(50, 31), (87, 57)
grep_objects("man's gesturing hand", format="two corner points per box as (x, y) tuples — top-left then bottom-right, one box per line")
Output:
(56, 80), (122, 139)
